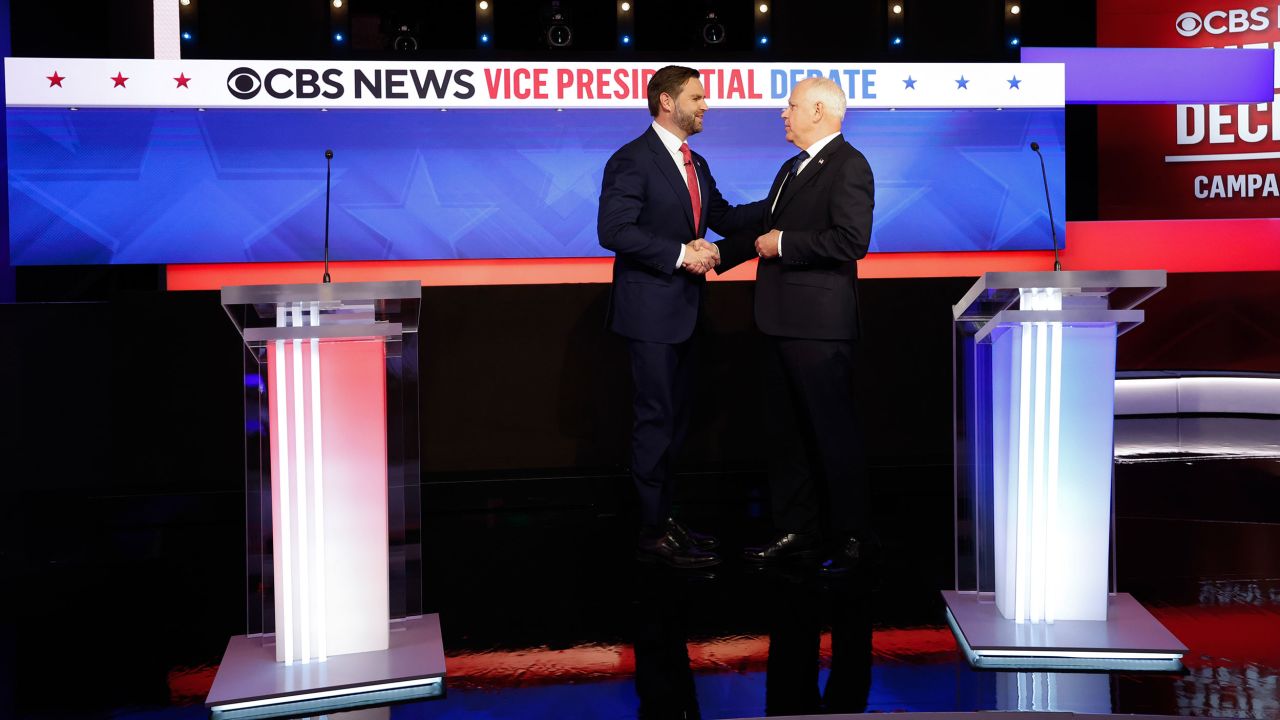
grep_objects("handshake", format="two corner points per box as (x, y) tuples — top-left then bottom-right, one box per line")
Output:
(681, 238), (721, 275)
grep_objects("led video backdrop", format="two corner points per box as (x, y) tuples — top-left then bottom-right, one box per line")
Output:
(1098, 0), (1280, 220)
(5, 59), (1065, 265)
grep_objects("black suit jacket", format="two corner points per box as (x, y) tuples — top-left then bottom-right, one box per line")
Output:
(717, 135), (875, 340)
(598, 127), (767, 344)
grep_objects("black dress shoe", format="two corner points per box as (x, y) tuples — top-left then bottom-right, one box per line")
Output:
(637, 529), (722, 569)
(818, 535), (881, 577)
(743, 532), (821, 563)
(666, 517), (719, 550)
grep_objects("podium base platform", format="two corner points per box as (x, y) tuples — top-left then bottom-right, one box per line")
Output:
(206, 614), (446, 719)
(942, 591), (1186, 671)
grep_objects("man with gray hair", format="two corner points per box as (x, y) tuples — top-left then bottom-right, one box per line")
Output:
(714, 76), (877, 576)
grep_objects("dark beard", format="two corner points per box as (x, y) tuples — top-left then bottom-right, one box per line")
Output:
(674, 106), (701, 136)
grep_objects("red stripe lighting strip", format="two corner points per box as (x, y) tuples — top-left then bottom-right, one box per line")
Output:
(166, 219), (1280, 291)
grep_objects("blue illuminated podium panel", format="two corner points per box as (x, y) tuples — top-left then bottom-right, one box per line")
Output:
(946, 271), (1186, 670)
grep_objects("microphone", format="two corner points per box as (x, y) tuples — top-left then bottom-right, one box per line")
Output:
(1029, 141), (1061, 272)
(323, 149), (333, 283)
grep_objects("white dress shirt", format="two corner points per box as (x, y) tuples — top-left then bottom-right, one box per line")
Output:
(773, 131), (841, 256)
(652, 121), (701, 268)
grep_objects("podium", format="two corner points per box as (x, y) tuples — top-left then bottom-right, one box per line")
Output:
(207, 281), (445, 718)
(943, 271), (1187, 670)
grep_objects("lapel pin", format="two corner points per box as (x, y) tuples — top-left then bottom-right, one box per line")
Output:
(818, 158), (825, 165)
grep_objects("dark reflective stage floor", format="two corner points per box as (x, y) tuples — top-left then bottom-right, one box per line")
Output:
(3, 440), (1279, 719)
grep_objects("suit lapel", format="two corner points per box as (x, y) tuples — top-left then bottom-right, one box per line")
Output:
(765, 163), (790, 218)
(644, 128), (696, 234)
(768, 160), (788, 207)
(771, 135), (845, 221)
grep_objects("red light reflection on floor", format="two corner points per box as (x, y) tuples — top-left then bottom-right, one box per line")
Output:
(167, 605), (1280, 697)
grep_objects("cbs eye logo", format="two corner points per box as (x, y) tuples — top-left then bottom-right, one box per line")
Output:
(226, 67), (262, 99)
(1175, 7), (1270, 36)
(1175, 11), (1203, 35)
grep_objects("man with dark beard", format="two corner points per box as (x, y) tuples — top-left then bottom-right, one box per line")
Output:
(598, 65), (766, 567)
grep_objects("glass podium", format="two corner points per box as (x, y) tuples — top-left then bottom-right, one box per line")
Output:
(207, 281), (444, 718)
(944, 270), (1187, 670)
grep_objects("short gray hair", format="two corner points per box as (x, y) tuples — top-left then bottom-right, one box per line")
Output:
(801, 77), (846, 121)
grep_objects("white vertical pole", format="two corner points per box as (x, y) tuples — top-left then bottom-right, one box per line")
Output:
(274, 307), (294, 665)
(1030, 317), (1049, 623)
(309, 302), (328, 662)
(1015, 323), (1032, 624)
(291, 306), (310, 663)
(1045, 321), (1063, 623)
(152, 0), (180, 60)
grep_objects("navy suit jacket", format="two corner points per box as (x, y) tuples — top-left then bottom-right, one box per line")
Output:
(716, 135), (875, 340)
(598, 127), (766, 344)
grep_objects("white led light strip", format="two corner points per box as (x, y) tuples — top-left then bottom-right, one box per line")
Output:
(274, 308), (294, 666)
(1015, 322), (1032, 624)
(1031, 319), (1049, 623)
(272, 304), (332, 665)
(291, 306), (311, 664)
(210, 677), (443, 712)
(1011, 289), (1065, 626)
(1045, 321), (1062, 623)
(980, 649), (1184, 660)
(309, 302), (328, 662)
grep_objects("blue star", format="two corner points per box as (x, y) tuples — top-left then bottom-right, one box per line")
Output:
(956, 76), (969, 90)
(903, 75), (917, 90)
(1008, 76), (1021, 89)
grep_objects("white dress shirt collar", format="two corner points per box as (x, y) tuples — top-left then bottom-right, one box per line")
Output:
(797, 131), (841, 172)
(651, 121), (689, 157)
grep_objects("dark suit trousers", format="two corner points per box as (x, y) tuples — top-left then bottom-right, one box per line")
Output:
(628, 338), (696, 534)
(765, 337), (868, 537)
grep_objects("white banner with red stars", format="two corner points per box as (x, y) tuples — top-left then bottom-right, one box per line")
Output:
(6, 58), (1064, 110)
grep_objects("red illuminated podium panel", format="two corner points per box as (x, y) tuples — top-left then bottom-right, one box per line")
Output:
(209, 281), (442, 718)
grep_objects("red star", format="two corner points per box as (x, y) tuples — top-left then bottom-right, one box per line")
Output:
(174, 73), (191, 88)
(111, 72), (128, 88)
(47, 71), (64, 87)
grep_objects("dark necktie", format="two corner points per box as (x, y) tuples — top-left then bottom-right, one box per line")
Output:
(768, 149), (808, 220)
(774, 150), (810, 211)
(679, 142), (701, 231)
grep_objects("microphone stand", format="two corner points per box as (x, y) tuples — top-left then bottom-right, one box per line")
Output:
(323, 149), (333, 283)
(1030, 141), (1061, 272)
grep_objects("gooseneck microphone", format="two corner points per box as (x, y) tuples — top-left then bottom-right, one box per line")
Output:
(1029, 141), (1061, 272)
(323, 149), (334, 283)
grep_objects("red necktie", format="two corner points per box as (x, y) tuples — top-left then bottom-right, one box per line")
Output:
(679, 142), (701, 232)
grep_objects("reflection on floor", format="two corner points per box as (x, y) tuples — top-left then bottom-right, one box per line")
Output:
(1115, 416), (1280, 461)
(3, 450), (1279, 719)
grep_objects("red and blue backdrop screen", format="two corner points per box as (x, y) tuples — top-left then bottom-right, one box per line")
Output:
(4, 60), (1065, 265)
